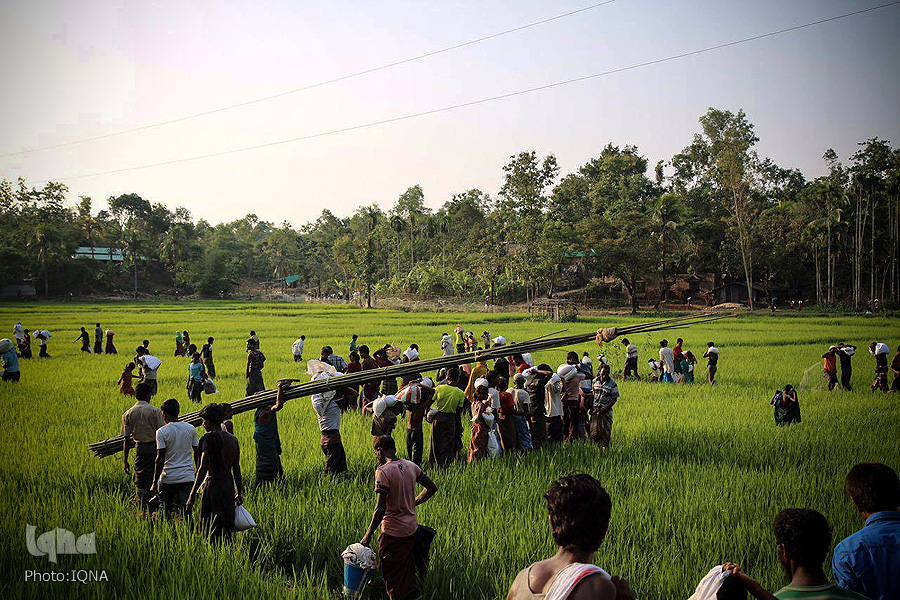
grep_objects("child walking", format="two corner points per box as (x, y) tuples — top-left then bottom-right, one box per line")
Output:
(118, 362), (136, 396)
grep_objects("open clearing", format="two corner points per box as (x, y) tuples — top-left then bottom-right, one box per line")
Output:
(1, 302), (898, 599)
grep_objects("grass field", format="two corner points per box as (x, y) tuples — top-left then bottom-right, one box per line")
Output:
(1, 302), (898, 600)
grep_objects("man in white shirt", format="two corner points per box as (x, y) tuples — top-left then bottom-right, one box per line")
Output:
(151, 398), (199, 519)
(311, 373), (350, 476)
(135, 346), (161, 397)
(545, 373), (564, 443)
(121, 382), (165, 510)
(659, 339), (676, 383)
(292, 335), (306, 362)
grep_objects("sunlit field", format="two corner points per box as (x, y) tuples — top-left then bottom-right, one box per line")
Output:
(1, 302), (898, 600)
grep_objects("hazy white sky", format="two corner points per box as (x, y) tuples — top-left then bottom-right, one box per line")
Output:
(1, 0), (899, 226)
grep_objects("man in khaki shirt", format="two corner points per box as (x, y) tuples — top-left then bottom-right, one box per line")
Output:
(122, 382), (165, 510)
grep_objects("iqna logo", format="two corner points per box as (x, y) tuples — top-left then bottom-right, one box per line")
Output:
(25, 525), (97, 563)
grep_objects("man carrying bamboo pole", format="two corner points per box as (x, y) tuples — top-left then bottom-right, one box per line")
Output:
(122, 382), (165, 511)
(428, 367), (465, 468)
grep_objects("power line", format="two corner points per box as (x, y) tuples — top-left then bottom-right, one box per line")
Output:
(23, 0), (900, 184)
(1, 0), (620, 158)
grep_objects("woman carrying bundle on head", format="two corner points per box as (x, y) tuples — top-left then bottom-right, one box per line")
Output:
(771, 385), (800, 426)
(105, 327), (117, 354)
(869, 342), (890, 392)
(174, 331), (186, 357)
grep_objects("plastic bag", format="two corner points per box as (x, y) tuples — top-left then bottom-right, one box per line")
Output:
(204, 378), (218, 394)
(234, 505), (256, 532)
(487, 430), (501, 457)
(341, 543), (377, 570)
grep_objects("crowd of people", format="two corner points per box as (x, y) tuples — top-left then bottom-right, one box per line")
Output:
(4, 319), (900, 600)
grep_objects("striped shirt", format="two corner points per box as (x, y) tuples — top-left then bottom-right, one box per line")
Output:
(775, 583), (868, 599)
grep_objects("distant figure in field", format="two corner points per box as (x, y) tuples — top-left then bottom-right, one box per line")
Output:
(135, 346), (161, 398)
(454, 326), (466, 354)
(891, 348), (900, 393)
(703, 342), (719, 385)
(647, 359), (661, 382)
(14, 322), (25, 346)
(837, 343), (856, 391)
(428, 367), (465, 468)
(659, 339), (675, 383)
(75, 327), (91, 352)
(822, 346), (839, 391)
(869, 342), (890, 392)
(151, 398), (199, 520)
(440, 332), (454, 356)
(621, 338), (640, 381)
(506, 473), (632, 600)
(718, 508), (868, 600)
(174, 331), (185, 357)
(832, 462), (900, 600)
(590, 365), (619, 450)
(349, 333), (358, 354)
(1, 338), (20, 382)
(121, 382), (164, 511)
(245, 337), (266, 396)
(181, 332), (190, 353)
(249, 330), (259, 346)
(93, 322), (103, 354)
(186, 403), (243, 544)
(187, 353), (206, 403)
(771, 385), (801, 427)
(292, 335), (305, 362)
(360, 435), (438, 600)
(201, 336), (215, 379)
(19, 328), (32, 359)
(118, 362), (136, 397)
(253, 380), (286, 487)
(35, 329), (51, 357)
(105, 327), (117, 354)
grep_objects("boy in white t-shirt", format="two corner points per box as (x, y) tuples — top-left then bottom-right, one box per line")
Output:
(152, 398), (199, 519)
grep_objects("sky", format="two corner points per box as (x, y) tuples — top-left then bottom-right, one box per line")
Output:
(1, 0), (899, 226)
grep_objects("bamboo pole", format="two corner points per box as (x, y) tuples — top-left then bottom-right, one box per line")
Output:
(89, 312), (737, 458)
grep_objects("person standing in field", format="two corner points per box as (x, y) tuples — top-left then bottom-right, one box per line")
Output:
(349, 333), (359, 355)
(1, 338), (20, 382)
(822, 346), (839, 391)
(869, 342), (890, 392)
(832, 462), (900, 600)
(310, 370), (350, 476)
(836, 343), (856, 391)
(659, 339), (675, 383)
(182, 331), (191, 354)
(253, 380), (285, 487)
(525, 365), (552, 449)
(481, 331), (491, 350)
(359, 344), (380, 412)
(201, 337), (216, 379)
(890, 348), (900, 393)
(321, 345), (348, 373)
(722, 509), (869, 600)
(105, 327), (117, 354)
(771, 385), (801, 426)
(440, 332), (454, 356)
(187, 353), (206, 403)
(118, 362), (136, 396)
(135, 346), (161, 398)
(468, 379), (492, 462)
(510, 374), (533, 450)
(186, 403), (243, 544)
(75, 327), (91, 352)
(249, 330), (259, 346)
(151, 398), (199, 520)
(174, 331), (185, 357)
(465, 357), (489, 406)
(93, 323), (103, 354)
(558, 354), (586, 441)
(245, 337), (266, 395)
(703, 342), (719, 385)
(402, 377), (436, 466)
(361, 435), (438, 600)
(14, 322), (25, 347)
(590, 365), (619, 450)
(506, 473), (632, 600)
(428, 367), (465, 468)
(497, 379), (519, 454)
(35, 329), (51, 357)
(121, 382), (165, 511)
(545, 372), (564, 444)
(454, 326), (465, 354)
(292, 334), (305, 362)
(19, 328), (32, 359)
(621, 338), (640, 381)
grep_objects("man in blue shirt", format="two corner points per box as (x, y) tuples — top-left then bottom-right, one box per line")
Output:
(832, 462), (900, 600)
(1, 339), (20, 382)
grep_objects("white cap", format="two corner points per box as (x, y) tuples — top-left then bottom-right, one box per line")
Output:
(474, 377), (489, 388)
(421, 376), (435, 389)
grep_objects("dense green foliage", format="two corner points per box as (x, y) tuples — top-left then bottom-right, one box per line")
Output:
(1, 303), (898, 599)
(2, 108), (899, 307)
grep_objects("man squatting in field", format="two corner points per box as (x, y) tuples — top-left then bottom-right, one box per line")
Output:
(361, 435), (438, 600)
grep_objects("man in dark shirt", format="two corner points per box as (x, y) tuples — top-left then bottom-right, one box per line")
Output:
(837, 343), (855, 391)
(201, 337), (216, 379)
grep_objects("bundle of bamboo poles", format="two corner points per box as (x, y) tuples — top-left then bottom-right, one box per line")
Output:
(88, 312), (735, 458)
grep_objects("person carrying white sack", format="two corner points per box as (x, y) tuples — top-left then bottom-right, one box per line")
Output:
(869, 341), (891, 392)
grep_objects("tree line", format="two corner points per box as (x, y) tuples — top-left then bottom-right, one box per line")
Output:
(1, 107), (898, 310)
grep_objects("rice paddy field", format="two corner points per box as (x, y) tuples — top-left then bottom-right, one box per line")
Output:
(1, 301), (898, 600)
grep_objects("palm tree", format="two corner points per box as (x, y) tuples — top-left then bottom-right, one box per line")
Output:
(122, 222), (143, 298)
(390, 215), (405, 277)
